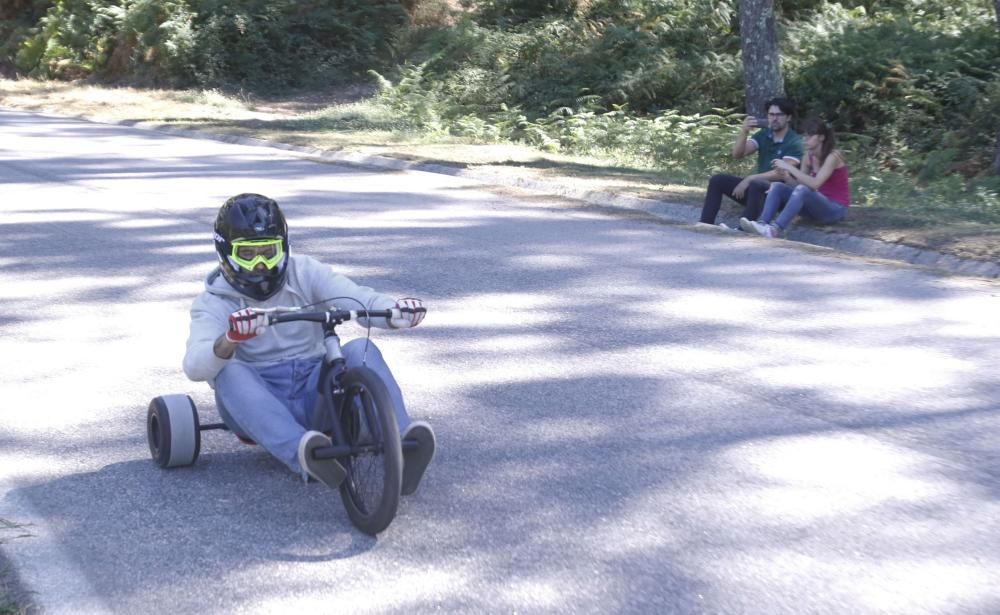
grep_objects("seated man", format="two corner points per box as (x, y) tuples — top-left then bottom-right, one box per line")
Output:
(183, 193), (434, 495)
(699, 97), (803, 227)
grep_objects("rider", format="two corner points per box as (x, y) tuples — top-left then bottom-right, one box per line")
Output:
(182, 193), (435, 495)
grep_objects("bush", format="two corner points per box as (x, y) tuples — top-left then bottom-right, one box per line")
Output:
(191, 0), (409, 91)
(398, 1), (743, 118)
(113, 0), (197, 83)
(783, 2), (1000, 179)
(464, 0), (578, 26)
(8, 0), (411, 90)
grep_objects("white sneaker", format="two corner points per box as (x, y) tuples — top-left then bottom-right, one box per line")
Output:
(717, 222), (736, 231)
(755, 222), (784, 239)
(400, 421), (436, 496)
(738, 217), (756, 232)
(298, 430), (346, 488)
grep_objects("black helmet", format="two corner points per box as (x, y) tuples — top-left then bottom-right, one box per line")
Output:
(214, 193), (289, 300)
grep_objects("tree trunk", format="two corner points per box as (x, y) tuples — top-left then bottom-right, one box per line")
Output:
(739, 0), (784, 117)
(994, 0), (1000, 173)
(995, 129), (1000, 175)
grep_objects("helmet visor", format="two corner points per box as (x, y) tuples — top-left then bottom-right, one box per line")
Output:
(230, 238), (284, 271)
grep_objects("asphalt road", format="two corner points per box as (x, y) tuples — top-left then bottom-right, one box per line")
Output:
(1, 108), (999, 614)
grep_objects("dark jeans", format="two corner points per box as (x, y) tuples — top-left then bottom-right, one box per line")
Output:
(699, 173), (772, 224)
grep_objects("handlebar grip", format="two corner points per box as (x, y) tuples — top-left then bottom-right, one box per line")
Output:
(268, 312), (330, 325)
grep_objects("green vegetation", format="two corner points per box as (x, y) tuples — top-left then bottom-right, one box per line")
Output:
(376, 0), (1000, 225)
(0, 518), (32, 615)
(0, 0), (998, 257)
(0, 578), (28, 615)
(2, 0), (407, 87)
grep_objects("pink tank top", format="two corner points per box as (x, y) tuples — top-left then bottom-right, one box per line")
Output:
(808, 153), (850, 206)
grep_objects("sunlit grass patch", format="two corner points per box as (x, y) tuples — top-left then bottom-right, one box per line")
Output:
(0, 79), (270, 122)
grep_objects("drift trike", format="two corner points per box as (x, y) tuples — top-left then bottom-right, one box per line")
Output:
(146, 305), (425, 535)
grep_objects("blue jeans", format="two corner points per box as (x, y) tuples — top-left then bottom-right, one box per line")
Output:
(760, 183), (847, 230)
(213, 338), (410, 474)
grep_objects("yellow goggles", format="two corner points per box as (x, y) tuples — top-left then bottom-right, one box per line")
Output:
(230, 238), (284, 270)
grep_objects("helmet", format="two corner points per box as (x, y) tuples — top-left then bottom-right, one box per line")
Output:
(214, 193), (289, 300)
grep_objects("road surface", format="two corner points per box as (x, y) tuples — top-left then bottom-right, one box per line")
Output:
(1, 108), (999, 614)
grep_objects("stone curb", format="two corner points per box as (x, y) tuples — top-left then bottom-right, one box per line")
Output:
(59, 115), (1000, 280)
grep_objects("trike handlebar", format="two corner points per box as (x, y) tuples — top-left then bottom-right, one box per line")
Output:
(255, 306), (426, 326)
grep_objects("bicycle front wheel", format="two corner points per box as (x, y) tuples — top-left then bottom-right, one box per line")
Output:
(337, 366), (403, 535)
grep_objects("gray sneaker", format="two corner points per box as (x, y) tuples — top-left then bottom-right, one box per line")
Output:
(400, 421), (436, 496)
(738, 217), (756, 233)
(298, 430), (346, 488)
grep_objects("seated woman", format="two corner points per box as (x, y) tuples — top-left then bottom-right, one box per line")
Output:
(739, 117), (850, 239)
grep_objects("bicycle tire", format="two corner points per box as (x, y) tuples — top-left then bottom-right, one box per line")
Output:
(337, 366), (403, 535)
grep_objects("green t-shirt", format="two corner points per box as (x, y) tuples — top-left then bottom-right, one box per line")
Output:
(751, 128), (804, 173)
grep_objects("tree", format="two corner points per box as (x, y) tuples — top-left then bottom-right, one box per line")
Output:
(739, 0), (784, 117)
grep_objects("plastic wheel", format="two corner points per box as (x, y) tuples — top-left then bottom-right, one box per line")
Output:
(337, 366), (403, 535)
(147, 394), (201, 468)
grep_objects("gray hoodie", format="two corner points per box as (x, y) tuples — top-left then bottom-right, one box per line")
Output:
(183, 253), (396, 383)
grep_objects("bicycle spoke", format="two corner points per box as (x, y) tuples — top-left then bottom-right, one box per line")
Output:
(343, 387), (386, 514)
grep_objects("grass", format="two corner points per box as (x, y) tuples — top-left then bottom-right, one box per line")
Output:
(0, 519), (33, 615)
(0, 572), (29, 615)
(1, 78), (997, 263)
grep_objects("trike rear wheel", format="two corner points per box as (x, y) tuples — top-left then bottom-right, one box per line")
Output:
(147, 394), (201, 468)
(337, 366), (403, 535)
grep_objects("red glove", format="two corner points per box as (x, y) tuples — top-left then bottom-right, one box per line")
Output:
(226, 308), (268, 343)
(389, 298), (426, 329)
